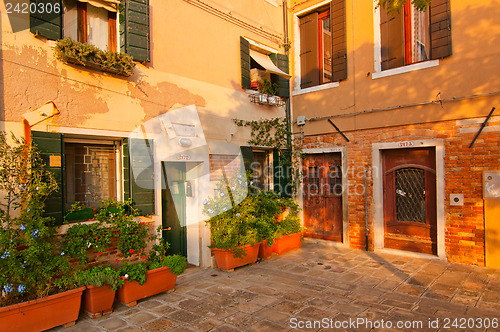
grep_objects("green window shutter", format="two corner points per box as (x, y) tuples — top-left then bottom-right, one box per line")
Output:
(126, 138), (155, 216)
(240, 146), (254, 175)
(240, 37), (251, 89)
(31, 131), (64, 226)
(331, 0), (347, 82)
(269, 53), (290, 98)
(380, 7), (404, 70)
(273, 149), (292, 198)
(430, 0), (452, 60)
(30, 0), (62, 40)
(120, 0), (150, 62)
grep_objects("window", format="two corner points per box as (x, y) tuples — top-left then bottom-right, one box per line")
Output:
(379, 0), (452, 71)
(298, 0), (346, 89)
(240, 37), (290, 98)
(63, 0), (117, 52)
(30, 0), (150, 62)
(31, 131), (155, 225)
(251, 150), (271, 191)
(64, 142), (117, 210)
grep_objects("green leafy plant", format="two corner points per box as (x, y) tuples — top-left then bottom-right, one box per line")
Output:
(0, 132), (77, 306)
(118, 261), (148, 286)
(162, 255), (187, 275)
(54, 37), (135, 76)
(74, 265), (124, 290)
(96, 199), (149, 258)
(257, 78), (280, 96)
(274, 201), (303, 238)
(61, 222), (113, 266)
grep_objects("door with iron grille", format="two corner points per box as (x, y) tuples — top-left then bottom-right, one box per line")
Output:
(383, 148), (437, 255)
(302, 153), (343, 242)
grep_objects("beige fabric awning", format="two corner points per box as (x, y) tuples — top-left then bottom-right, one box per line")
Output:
(250, 49), (291, 79)
(78, 0), (120, 12)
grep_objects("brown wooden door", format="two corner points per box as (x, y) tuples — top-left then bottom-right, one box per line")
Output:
(303, 153), (342, 242)
(383, 148), (437, 255)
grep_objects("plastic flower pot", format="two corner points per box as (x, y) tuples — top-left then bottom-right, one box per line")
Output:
(258, 240), (273, 259)
(0, 286), (85, 332)
(116, 266), (177, 307)
(212, 243), (260, 270)
(272, 232), (302, 255)
(82, 285), (116, 318)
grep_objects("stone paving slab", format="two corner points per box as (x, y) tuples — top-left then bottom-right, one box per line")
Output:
(51, 240), (500, 331)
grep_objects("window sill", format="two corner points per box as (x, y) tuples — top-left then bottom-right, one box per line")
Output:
(372, 60), (440, 79)
(292, 82), (340, 96)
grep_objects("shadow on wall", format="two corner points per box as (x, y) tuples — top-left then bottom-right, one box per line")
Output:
(0, 14), (4, 124)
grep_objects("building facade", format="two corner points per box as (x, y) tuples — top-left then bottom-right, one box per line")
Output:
(0, 0), (291, 267)
(290, 0), (500, 266)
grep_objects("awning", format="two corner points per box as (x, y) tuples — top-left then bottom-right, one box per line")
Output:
(78, 0), (120, 12)
(250, 49), (291, 79)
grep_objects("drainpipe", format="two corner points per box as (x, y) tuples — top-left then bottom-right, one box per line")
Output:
(364, 169), (369, 251)
(283, 0), (291, 147)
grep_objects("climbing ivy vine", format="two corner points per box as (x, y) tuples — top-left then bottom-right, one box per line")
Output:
(233, 117), (302, 198)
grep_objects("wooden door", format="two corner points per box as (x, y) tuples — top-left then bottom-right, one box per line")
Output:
(383, 148), (437, 255)
(302, 153), (343, 242)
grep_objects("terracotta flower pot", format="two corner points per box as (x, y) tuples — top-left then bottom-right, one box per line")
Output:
(212, 243), (259, 270)
(82, 285), (117, 318)
(0, 286), (85, 332)
(116, 266), (177, 307)
(272, 232), (302, 255)
(258, 240), (273, 259)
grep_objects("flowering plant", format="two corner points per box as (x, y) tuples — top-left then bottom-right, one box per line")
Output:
(96, 199), (149, 258)
(0, 133), (77, 307)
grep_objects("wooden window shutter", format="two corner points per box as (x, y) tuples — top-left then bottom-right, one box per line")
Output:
(31, 131), (65, 226)
(77, 2), (88, 43)
(331, 0), (347, 82)
(124, 138), (155, 216)
(30, 0), (63, 40)
(240, 146), (254, 175)
(273, 149), (292, 198)
(240, 37), (251, 90)
(300, 12), (319, 89)
(430, 0), (452, 59)
(120, 0), (150, 62)
(269, 53), (290, 98)
(380, 7), (404, 70)
(108, 11), (118, 52)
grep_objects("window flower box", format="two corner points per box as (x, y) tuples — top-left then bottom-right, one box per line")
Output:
(54, 38), (135, 77)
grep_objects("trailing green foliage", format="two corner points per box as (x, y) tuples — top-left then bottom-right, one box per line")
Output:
(74, 265), (124, 290)
(54, 38), (135, 76)
(233, 117), (302, 197)
(162, 255), (187, 275)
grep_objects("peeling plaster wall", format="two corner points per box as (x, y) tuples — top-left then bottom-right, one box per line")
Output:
(0, 0), (286, 140)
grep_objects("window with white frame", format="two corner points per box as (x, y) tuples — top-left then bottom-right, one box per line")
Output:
(378, 0), (452, 71)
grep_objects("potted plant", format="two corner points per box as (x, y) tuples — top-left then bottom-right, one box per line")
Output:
(257, 78), (280, 105)
(54, 38), (135, 77)
(115, 226), (187, 307)
(0, 132), (85, 331)
(64, 201), (94, 222)
(203, 174), (261, 270)
(75, 265), (124, 318)
(272, 203), (303, 254)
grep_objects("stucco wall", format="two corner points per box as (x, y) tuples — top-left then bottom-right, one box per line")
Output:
(290, 0), (500, 136)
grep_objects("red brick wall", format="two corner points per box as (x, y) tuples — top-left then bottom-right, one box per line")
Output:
(299, 117), (500, 266)
(209, 154), (243, 182)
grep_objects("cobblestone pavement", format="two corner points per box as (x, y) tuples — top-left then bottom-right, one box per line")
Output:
(53, 239), (500, 331)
